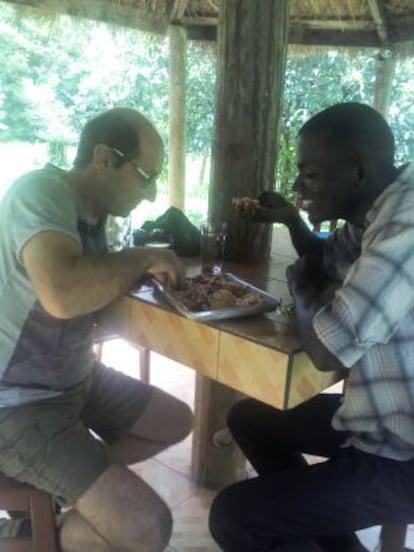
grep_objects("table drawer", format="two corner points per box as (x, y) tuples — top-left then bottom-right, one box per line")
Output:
(130, 300), (219, 379)
(217, 333), (289, 408)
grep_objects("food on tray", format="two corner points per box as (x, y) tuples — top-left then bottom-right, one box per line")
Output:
(232, 196), (260, 212)
(170, 274), (262, 311)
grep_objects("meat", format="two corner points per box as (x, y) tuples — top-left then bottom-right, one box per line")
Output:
(171, 274), (262, 311)
(232, 196), (260, 212)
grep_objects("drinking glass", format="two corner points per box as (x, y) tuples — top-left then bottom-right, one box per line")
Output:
(200, 221), (227, 274)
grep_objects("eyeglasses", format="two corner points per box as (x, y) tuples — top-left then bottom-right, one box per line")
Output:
(111, 147), (158, 187)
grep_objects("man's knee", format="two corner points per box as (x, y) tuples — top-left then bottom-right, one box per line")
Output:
(59, 506), (172, 552)
(228, 398), (254, 428)
(136, 497), (173, 551)
(227, 398), (274, 434)
(131, 389), (193, 446)
(75, 464), (173, 551)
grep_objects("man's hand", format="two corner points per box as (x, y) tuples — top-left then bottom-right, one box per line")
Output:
(254, 191), (298, 224)
(145, 248), (185, 288)
(286, 256), (345, 373)
(233, 191), (298, 225)
(286, 256), (323, 301)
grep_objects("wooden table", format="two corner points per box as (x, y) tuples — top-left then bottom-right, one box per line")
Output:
(102, 253), (344, 487)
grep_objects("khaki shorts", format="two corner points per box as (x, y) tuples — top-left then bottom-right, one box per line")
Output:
(0, 362), (153, 507)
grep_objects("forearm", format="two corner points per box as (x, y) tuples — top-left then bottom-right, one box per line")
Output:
(293, 296), (345, 372)
(41, 248), (155, 319)
(286, 214), (325, 258)
(22, 231), (184, 319)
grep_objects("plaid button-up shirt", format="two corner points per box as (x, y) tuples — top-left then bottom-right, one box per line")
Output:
(313, 163), (414, 460)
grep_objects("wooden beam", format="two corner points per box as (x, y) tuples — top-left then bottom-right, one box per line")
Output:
(289, 27), (383, 48)
(186, 25), (217, 41)
(181, 16), (218, 26)
(293, 18), (376, 31)
(367, 0), (389, 44)
(187, 19), (414, 47)
(168, 0), (188, 24)
(186, 14), (414, 47)
(168, 25), (187, 210)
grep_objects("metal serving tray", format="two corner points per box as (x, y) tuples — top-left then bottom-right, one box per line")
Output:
(151, 272), (281, 322)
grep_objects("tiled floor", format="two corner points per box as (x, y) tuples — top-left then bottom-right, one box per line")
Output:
(102, 338), (414, 552)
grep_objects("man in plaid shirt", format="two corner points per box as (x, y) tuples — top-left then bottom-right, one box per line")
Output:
(210, 103), (414, 552)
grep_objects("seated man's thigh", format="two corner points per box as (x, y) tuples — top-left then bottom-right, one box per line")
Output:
(0, 380), (111, 508)
(126, 386), (193, 445)
(210, 446), (414, 549)
(82, 363), (193, 446)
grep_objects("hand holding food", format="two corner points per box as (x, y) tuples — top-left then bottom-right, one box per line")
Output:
(145, 248), (185, 288)
(256, 191), (298, 224)
(232, 196), (261, 215)
(233, 191), (297, 225)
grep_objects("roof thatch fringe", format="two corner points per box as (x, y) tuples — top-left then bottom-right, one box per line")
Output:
(2, 0), (414, 56)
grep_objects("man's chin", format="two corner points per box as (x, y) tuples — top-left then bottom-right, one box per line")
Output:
(308, 211), (330, 226)
(111, 205), (136, 218)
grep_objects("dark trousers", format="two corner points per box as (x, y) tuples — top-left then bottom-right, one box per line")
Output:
(209, 394), (414, 552)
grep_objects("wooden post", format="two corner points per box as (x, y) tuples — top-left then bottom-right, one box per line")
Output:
(168, 24), (187, 210)
(191, 0), (290, 489)
(210, 0), (290, 262)
(373, 53), (396, 119)
(192, 375), (247, 488)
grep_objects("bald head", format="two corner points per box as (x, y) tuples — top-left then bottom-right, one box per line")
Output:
(73, 107), (162, 169)
(299, 102), (395, 169)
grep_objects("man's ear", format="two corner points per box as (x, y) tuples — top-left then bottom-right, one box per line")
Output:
(92, 144), (112, 170)
(354, 158), (370, 188)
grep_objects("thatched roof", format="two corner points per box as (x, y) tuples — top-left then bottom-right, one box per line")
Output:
(3, 0), (414, 51)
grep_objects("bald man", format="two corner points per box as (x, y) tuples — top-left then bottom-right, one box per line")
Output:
(0, 108), (193, 551)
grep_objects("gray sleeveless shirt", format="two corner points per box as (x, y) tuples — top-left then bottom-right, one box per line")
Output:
(0, 164), (107, 406)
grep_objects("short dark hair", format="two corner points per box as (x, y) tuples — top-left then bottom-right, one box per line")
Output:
(73, 109), (140, 168)
(299, 102), (395, 166)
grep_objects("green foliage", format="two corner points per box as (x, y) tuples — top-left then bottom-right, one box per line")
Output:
(0, 0), (413, 215)
(389, 58), (414, 162)
(186, 43), (216, 154)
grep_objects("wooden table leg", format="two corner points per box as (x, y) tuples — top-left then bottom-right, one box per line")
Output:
(191, 375), (247, 489)
(138, 346), (151, 383)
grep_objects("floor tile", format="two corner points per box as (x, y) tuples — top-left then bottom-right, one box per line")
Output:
(155, 434), (193, 479)
(130, 457), (198, 510)
(169, 491), (220, 552)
